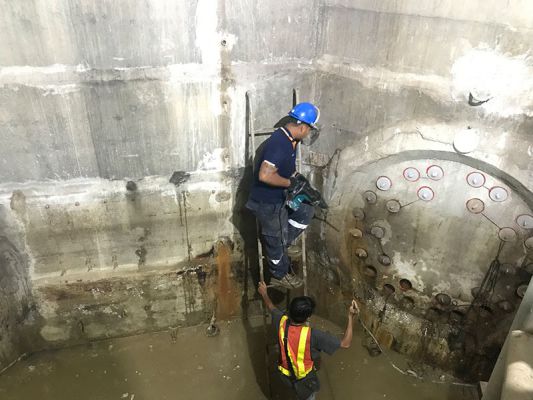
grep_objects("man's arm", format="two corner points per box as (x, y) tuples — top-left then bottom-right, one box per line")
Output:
(258, 281), (276, 312)
(258, 161), (291, 188)
(340, 300), (359, 349)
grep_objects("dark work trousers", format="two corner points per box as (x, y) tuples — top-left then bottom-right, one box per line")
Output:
(245, 198), (314, 279)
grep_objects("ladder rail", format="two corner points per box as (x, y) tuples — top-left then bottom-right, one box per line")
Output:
(245, 88), (312, 398)
(246, 91), (272, 399)
(293, 88), (308, 296)
(246, 91), (265, 284)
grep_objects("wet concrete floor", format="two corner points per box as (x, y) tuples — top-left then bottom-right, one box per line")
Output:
(0, 315), (478, 400)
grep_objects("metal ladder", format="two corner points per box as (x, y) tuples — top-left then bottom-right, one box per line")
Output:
(244, 89), (309, 400)
(245, 88), (308, 295)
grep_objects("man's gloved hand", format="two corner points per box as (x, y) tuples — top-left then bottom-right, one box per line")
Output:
(288, 173), (309, 193)
(287, 173), (328, 210)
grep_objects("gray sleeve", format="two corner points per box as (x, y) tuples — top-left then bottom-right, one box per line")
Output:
(311, 329), (341, 355)
(271, 308), (284, 329)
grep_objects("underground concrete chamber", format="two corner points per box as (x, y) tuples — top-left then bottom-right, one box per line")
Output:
(0, 1), (532, 399)
(312, 145), (533, 383)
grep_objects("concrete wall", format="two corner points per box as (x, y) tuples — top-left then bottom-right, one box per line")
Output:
(0, 208), (32, 372)
(0, 0), (321, 370)
(313, 0), (533, 159)
(0, 0), (320, 182)
(1, 0), (532, 384)
(304, 0), (533, 382)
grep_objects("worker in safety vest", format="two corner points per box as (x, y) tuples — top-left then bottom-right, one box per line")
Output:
(246, 103), (327, 290)
(258, 281), (359, 400)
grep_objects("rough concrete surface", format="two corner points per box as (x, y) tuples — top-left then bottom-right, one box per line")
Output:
(0, 0), (532, 393)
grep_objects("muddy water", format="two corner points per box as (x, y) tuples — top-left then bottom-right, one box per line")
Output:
(0, 315), (477, 400)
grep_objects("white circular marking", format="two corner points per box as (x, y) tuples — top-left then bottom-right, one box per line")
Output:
(516, 214), (533, 229)
(376, 176), (392, 191)
(489, 186), (508, 202)
(403, 168), (420, 182)
(453, 128), (480, 154)
(426, 165), (444, 180)
(417, 186), (434, 201)
(466, 172), (486, 188)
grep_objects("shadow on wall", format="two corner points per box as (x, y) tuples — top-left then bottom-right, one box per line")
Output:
(231, 164), (258, 285)
(0, 235), (33, 371)
(231, 136), (272, 290)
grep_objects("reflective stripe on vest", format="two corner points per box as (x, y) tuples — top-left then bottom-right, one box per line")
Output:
(278, 315), (313, 379)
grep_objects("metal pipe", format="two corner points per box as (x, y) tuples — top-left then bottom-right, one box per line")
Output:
(246, 91), (265, 284)
(293, 88), (308, 296)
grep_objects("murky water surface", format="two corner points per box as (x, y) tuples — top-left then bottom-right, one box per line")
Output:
(0, 315), (478, 400)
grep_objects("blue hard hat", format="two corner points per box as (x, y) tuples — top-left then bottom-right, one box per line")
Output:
(289, 102), (320, 129)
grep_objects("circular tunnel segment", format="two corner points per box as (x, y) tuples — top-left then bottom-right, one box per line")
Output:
(315, 151), (533, 382)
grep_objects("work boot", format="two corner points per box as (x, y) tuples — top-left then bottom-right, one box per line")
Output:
(270, 273), (303, 289)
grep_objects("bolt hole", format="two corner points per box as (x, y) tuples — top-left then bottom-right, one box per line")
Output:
(399, 279), (412, 291)
(363, 190), (377, 204)
(349, 228), (363, 238)
(370, 226), (385, 239)
(516, 283), (527, 298)
(383, 284), (395, 295)
(355, 248), (368, 259)
(126, 181), (137, 191)
(435, 293), (451, 306)
(352, 208), (365, 220)
(378, 254), (391, 266)
(363, 265), (377, 278)
(221, 39), (227, 46)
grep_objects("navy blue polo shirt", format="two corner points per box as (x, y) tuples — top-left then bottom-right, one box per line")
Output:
(250, 127), (297, 204)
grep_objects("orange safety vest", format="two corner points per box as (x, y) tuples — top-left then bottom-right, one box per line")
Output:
(278, 315), (314, 379)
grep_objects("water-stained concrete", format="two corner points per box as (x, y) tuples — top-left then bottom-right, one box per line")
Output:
(0, 315), (477, 400)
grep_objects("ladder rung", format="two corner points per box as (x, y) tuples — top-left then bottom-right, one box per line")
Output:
(251, 129), (275, 135)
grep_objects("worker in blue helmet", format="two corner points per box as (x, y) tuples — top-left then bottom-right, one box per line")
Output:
(246, 102), (327, 290)
(289, 102), (320, 129)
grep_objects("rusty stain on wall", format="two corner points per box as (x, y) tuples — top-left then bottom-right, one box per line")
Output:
(215, 240), (240, 320)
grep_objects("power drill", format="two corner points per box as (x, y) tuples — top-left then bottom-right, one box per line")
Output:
(287, 173), (328, 211)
